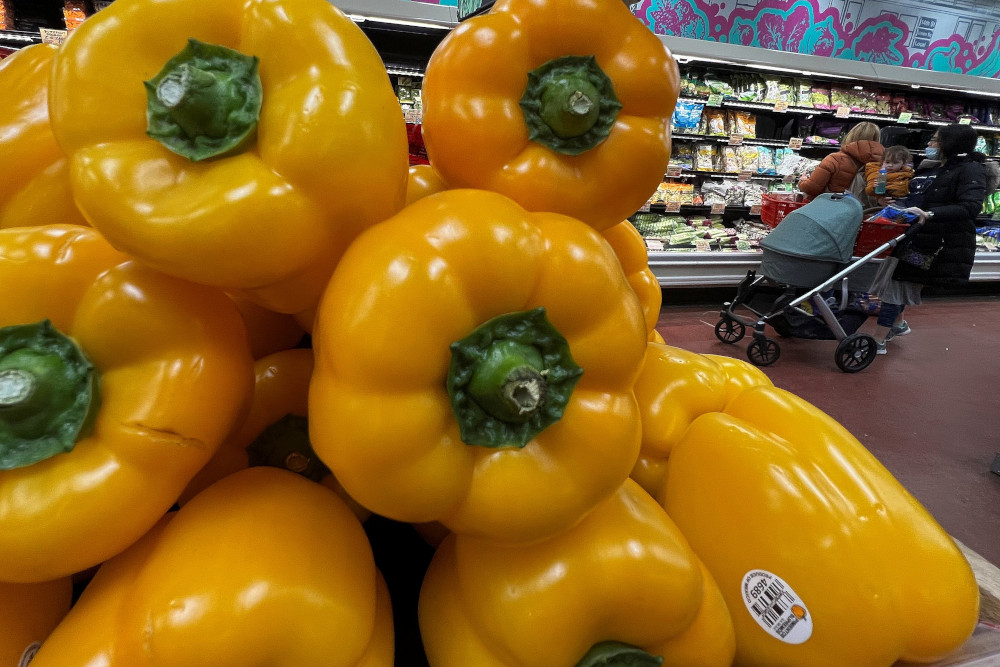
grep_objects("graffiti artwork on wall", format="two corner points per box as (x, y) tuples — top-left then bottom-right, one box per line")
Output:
(407, 0), (1000, 76)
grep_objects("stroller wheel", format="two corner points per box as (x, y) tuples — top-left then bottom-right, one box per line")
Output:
(714, 318), (746, 344)
(747, 338), (780, 366)
(835, 333), (878, 373)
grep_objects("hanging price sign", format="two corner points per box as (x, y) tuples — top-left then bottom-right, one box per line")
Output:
(738, 171), (752, 182)
(897, 111), (913, 124)
(666, 165), (682, 178)
(710, 202), (726, 214)
(788, 137), (804, 150)
(665, 201), (683, 213)
(707, 93), (724, 107)
(773, 100), (789, 113)
(835, 106), (851, 118)
(729, 134), (744, 146)
(749, 204), (763, 216)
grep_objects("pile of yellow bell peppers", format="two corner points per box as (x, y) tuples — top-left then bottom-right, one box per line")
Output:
(0, 0), (980, 665)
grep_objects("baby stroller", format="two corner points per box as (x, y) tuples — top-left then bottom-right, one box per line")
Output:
(715, 193), (918, 373)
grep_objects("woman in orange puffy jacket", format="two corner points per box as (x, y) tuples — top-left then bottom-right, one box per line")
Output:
(797, 122), (883, 201)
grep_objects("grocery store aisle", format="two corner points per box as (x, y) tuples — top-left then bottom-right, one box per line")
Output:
(655, 291), (1000, 568)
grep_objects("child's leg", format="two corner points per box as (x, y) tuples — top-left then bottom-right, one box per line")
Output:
(876, 302), (902, 343)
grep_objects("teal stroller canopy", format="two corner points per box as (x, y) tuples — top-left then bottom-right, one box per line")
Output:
(760, 193), (864, 263)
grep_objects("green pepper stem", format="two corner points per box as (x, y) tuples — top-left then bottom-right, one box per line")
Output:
(574, 641), (663, 667)
(467, 340), (547, 424)
(0, 369), (35, 408)
(538, 76), (601, 139)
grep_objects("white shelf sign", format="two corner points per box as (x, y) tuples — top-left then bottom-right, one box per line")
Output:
(788, 137), (803, 150)
(710, 202), (726, 214)
(729, 134), (744, 146)
(773, 100), (789, 113)
(835, 106), (851, 118)
(666, 165), (682, 178)
(738, 171), (752, 182)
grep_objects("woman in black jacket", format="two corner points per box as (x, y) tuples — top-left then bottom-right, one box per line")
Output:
(873, 124), (988, 353)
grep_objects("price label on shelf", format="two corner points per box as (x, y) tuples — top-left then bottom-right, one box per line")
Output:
(750, 204), (763, 216)
(738, 171), (752, 182)
(788, 137), (804, 150)
(666, 165), (682, 178)
(835, 106), (851, 118)
(40, 28), (67, 45)
(960, 117), (973, 125)
(694, 239), (712, 252)
(403, 109), (422, 124)
(782, 174), (797, 184)
(665, 201), (682, 213)
(992, 212), (1000, 221)
(773, 100), (789, 113)
(729, 134), (744, 146)
(645, 239), (665, 252)
(707, 93), (724, 107)
(710, 202), (726, 215)
(898, 111), (913, 124)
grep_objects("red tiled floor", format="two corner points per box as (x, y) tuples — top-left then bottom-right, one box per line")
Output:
(655, 292), (1000, 567)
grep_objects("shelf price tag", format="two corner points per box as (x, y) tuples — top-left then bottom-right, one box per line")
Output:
(960, 117), (973, 125)
(645, 239), (665, 252)
(666, 165), (682, 178)
(707, 93), (724, 107)
(897, 111), (913, 124)
(729, 133), (744, 146)
(992, 212), (1000, 221)
(403, 109), (422, 124)
(710, 202), (726, 214)
(40, 28), (67, 45)
(788, 137), (803, 150)
(773, 100), (789, 113)
(737, 171), (752, 182)
(782, 173), (797, 184)
(694, 239), (712, 252)
(665, 201), (682, 213)
(749, 204), (763, 216)
(835, 106), (851, 118)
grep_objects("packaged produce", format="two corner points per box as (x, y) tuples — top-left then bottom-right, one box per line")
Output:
(704, 72), (734, 98)
(704, 109), (727, 136)
(671, 101), (704, 134)
(757, 146), (776, 174)
(875, 90), (892, 115)
(0, 44), (89, 229)
(810, 86), (832, 109)
(795, 80), (814, 107)
(30, 468), (394, 667)
(422, 0), (679, 232)
(420, 478), (735, 667)
(701, 180), (729, 206)
(722, 146), (741, 172)
(309, 189), (646, 543)
(670, 143), (695, 170)
(0, 225), (254, 583)
(48, 0), (410, 314)
(696, 143), (717, 171)
(737, 144), (759, 172)
(661, 385), (979, 666)
(730, 110), (756, 137)
(724, 181), (747, 206)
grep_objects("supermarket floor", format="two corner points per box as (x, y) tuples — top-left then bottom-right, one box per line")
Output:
(654, 288), (1000, 568)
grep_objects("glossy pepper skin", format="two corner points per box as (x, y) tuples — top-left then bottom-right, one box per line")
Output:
(0, 44), (88, 229)
(421, 0), (679, 232)
(0, 577), (72, 665)
(48, 0), (409, 314)
(0, 225), (253, 583)
(661, 385), (979, 667)
(602, 221), (661, 341)
(405, 164), (448, 206)
(179, 348), (370, 521)
(630, 343), (772, 500)
(419, 479), (735, 667)
(31, 467), (394, 667)
(230, 295), (305, 360)
(310, 189), (646, 542)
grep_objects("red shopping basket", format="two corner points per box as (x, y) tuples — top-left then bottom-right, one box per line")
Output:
(761, 193), (807, 228)
(853, 219), (909, 257)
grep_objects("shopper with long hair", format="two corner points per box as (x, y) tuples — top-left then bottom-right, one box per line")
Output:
(871, 123), (989, 354)
(798, 121), (883, 204)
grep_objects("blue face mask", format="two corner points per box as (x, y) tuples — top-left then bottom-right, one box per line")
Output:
(925, 146), (940, 159)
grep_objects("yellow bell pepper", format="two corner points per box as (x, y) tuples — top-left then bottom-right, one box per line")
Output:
(631, 343), (772, 500)
(0, 224), (253, 582)
(230, 295), (305, 359)
(310, 189), (646, 542)
(661, 385), (979, 666)
(48, 0), (408, 314)
(419, 478), (735, 666)
(421, 0), (679, 231)
(31, 467), (393, 667)
(0, 44), (88, 229)
(602, 221), (662, 341)
(0, 577), (72, 665)
(405, 164), (448, 206)
(179, 348), (370, 521)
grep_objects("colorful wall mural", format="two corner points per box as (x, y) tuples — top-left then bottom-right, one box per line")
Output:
(405, 0), (1000, 77)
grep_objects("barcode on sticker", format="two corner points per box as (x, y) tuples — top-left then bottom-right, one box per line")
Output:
(741, 570), (813, 645)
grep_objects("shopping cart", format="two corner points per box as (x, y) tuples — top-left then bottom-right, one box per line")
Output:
(714, 194), (920, 373)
